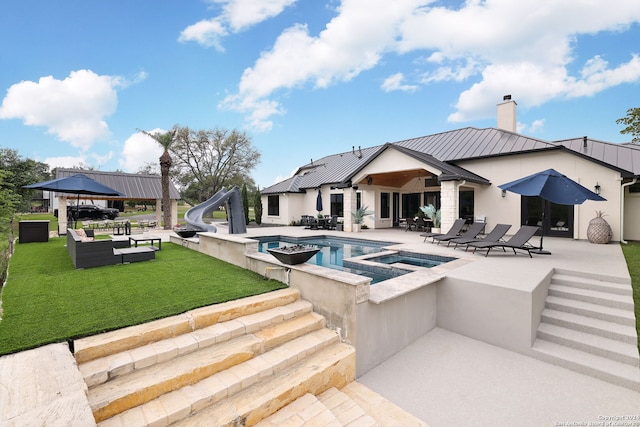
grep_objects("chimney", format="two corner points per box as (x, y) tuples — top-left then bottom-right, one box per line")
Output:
(497, 94), (517, 132)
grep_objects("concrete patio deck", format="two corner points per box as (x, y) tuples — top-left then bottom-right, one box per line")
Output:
(1, 225), (638, 426)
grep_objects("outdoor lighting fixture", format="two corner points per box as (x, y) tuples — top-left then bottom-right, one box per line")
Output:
(594, 182), (601, 195)
(501, 189), (507, 198)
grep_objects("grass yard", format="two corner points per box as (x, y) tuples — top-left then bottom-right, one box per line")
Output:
(0, 238), (286, 356)
(621, 241), (640, 350)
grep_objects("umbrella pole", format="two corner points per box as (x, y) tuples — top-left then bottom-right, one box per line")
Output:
(530, 208), (551, 255)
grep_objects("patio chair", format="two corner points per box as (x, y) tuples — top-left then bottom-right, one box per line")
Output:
(450, 223), (511, 250)
(420, 218), (466, 242)
(405, 217), (416, 231)
(432, 221), (486, 245)
(415, 217), (427, 232)
(467, 225), (540, 257)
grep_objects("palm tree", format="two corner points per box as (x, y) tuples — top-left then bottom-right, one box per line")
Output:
(140, 128), (176, 230)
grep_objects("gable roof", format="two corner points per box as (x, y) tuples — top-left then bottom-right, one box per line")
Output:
(56, 168), (180, 200)
(262, 127), (639, 194)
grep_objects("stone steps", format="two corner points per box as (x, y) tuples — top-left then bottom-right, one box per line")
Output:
(254, 382), (429, 427)
(532, 271), (640, 391)
(80, 299), (313, 388)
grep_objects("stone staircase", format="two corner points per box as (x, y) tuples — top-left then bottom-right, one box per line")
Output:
(532, 270), (640, 391)
(73, 288), (425, 426)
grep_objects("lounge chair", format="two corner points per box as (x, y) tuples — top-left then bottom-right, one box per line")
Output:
(420, 218), (466, 242)
(432, 221), (486, 245)
(467, 225), (540, 257)
(450, 223), (512, 250)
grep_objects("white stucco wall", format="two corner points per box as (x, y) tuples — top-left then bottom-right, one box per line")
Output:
(459, 151), (622, 241)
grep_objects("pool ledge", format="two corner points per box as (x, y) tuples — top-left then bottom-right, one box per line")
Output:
(368, 269), (443, 304)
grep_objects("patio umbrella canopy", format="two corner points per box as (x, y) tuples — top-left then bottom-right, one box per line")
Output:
(23, 173), (125, 226)
(316, 189), (323, 212)
(498, 168), (606, 254)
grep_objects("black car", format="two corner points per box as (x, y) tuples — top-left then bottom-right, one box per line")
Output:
(67, 204), (119, 220)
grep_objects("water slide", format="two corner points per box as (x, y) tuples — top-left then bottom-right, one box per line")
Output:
(183, 186), (247, 234)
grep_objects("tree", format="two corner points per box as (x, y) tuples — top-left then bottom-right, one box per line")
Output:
(0, 149), (50, 212)
(616, 107), (640, 143)
(170, 127), (261, 204)
(253, 191), (263, 225)
(139, 128), (177, 229)
(241, 184), (250, 225)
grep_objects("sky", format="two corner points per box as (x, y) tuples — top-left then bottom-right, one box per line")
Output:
(1, 0), (639, 189)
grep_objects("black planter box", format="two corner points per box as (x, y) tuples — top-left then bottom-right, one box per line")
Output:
(267, 246), (320, 265)
(174, 229), (198, 238)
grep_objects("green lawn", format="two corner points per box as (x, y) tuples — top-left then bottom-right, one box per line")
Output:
(620, 241), (640, 350)
(0, 238), (285, 356)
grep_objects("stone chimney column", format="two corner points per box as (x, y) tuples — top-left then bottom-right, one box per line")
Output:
(497, 94), (517, 132)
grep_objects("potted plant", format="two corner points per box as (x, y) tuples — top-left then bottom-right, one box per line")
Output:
(587, 211), (612, 244)
(351, 205), (373, 232)
(420, 204), (441, 233)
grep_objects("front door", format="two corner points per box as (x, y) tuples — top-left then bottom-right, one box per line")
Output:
(521, 196), (573, 237)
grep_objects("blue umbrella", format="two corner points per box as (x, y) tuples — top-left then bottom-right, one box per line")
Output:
(499, 168), (606, 254)
(316, 189), (323, 212)
(498, 169), (605, 205)
(24, 173), (124, 226)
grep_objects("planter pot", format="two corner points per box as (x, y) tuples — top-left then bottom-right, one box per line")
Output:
(431, 227), (441, 234)
(336, 223), (344, 231)
(587, 216), (612, 244)
(267, 245), (320, 265)
(352, 224), (361, 232)
(174, 228), (198, 238)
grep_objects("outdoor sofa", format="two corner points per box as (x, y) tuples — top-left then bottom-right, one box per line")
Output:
(66, 229), (155, 269)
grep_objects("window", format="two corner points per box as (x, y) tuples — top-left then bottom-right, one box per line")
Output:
(356, 192), (362, 210)
(402, 193), (421, 218)
(267, 195), (279, 216)
(330, 194), (344, 216)
(380, 192), (390, 218)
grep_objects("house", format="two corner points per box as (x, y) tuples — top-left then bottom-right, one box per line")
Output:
(47, 168), (181, 233)
(261, 97), (640, 242)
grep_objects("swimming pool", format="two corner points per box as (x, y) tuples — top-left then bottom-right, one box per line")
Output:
(257, 235), (453, 284)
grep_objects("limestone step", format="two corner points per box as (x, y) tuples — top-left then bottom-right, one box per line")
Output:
(74, 288), (301, 364)
(80, 299), (313, 388)
(545, 295), (636, 327)
(537, 323), (639, 366)
(531, 339), (640, 392)
(541, 308), (638, 345)
(548, 284), (634, 311)
(551, 273), (632, 296)
(90, 312), (326, 423)
(317, 387), (377, 426)
(98, 327), (341, 427)
(170, 342), (356, 426)
(253, 393), (342, 427)
(341, 382), (429, 427)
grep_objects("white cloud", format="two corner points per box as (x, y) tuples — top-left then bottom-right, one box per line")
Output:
(0, 69), (123, 150)
(217, 0), (640, 129)
(43, 155), (87, 170)
(119, 130), (165, 173)
(221, 0), (420, 130)
(382, 73), (418, 92)
(179, 0), (297, 50)
(178, 18), (227, 50)
(517, 119), (545, 134)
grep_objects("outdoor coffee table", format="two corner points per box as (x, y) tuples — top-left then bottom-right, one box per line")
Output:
(129, 234), (162, 250)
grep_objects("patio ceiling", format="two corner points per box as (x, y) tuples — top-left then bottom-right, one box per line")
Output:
(356, 169), (433, 188)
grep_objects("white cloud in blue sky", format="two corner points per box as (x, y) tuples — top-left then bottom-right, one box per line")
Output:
(0, 0), (639, 187)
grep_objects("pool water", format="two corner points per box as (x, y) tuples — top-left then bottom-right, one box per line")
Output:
(257, 235), (399, 283)
(367, 251), (456, 268)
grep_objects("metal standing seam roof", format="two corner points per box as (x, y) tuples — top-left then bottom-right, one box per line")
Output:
(55, 168), (180, 200)
(552, 137), (640, 178)
(261, 127), (638, 194)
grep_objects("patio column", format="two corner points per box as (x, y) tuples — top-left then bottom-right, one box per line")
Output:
(343, 188), (356, 232)
(58, 196), (68, 234)
(440, 180), (459, 232)
(171, 199), (178, 228)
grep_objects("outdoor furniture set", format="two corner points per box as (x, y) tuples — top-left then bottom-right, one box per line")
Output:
(421, 220), (540, 258)
(66, 228), (159, 269)
(301, 215), (339, 230)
